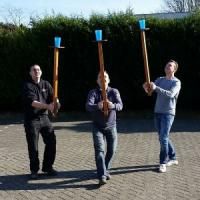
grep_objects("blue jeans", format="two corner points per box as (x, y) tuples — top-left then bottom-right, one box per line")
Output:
(92, 126), (118, 179)
(155, 113), (176, 164)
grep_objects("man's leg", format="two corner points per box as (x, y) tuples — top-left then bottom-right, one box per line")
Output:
(168, 138), (176, 160)
(92, 126), (107, 182)
(24, 120), (40, 176)
(159, 114), (174, 164)
(105, 127), (118, 172)
(40, 117), (56, 174)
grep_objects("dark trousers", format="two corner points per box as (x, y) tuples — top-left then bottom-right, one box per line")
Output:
(24, 115), (56, 173)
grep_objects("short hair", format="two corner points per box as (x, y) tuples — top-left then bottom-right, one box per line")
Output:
(97, 71), (110, 83)
(168, 59), (178, 71)
(97, 70), (109, 78)
(30, 64), (40, 72)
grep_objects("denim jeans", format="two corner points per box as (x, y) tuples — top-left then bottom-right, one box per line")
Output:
(24, 115), (56, 173)
(92, 126), (118, 179)
(155, 113), (176, 164)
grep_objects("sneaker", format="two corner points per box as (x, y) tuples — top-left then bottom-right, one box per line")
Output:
(159, 164), (167, 173)
(30, 172), (38, 179)
(99, 176), (107, 185)
(106, 173), (111, 180)
(166, 160), (178, 167)
(42, 168), (58, 176)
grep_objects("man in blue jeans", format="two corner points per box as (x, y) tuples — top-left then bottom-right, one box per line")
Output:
(86, 71), (123, 185)
(143, 60), (181, 173)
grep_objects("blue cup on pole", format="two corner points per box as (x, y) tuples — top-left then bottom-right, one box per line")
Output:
(54, 36), (61, 48)
(95, 30), (102, 41)
(139, 19), (146, 30)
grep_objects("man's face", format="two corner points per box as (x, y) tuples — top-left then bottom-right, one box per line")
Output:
(165, 62), (176, 75)
(30, 65), (42, 81)
(97, 72), (110, 89)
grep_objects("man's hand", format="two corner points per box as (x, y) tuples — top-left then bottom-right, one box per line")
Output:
(98, 101), (104, 110)
(46, 103), (54, 113)
(150, 82), (156, 90)
(52, 98), (61, 116)
(143, 82), (154, 94)
(54, 99), (61, 110)
(107, 101), (115, 109)
(98, 100), (111, 110)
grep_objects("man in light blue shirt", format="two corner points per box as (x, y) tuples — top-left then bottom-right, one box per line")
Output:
(143, 60), (181, 173)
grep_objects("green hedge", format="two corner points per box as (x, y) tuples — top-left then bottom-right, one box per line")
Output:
(0, 11), (200, 112)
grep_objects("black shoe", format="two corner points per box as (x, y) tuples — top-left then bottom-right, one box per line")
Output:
(30, 172), (38, 179)
(99, 176), (107, 186)
(42, 168), (58, 176)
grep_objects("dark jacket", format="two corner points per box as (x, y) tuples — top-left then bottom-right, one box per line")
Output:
(86, 86), (123, 129)
(23, 79), (53, 121)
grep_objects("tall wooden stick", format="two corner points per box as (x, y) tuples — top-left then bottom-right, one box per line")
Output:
(140, 29), (151, 96)
(97, 41), (108, 116)
(52, 47), (59, 116)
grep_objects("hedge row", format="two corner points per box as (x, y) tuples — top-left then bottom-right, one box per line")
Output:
(0, 11), (200, 112)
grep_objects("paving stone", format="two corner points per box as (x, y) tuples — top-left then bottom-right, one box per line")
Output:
(0, 117), (200, 200)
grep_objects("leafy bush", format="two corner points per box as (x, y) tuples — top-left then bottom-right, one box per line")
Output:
(0, 11), (200, 111)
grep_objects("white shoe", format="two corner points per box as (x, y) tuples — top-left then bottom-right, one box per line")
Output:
(159, 164), (167, 173)
(166, 160), (178, 167)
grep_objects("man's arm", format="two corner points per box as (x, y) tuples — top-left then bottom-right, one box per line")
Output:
(23, 82), (54, 113)
(31, 101), (54, 112)
(86, 90), (99, 112)
(108, 89), (123, 111)
(152, 80), (181, 98)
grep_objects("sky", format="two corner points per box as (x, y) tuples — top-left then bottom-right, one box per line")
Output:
(0, 0), (165, 24)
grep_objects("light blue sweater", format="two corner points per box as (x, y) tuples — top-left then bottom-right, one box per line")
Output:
(154, 76), (181, 115)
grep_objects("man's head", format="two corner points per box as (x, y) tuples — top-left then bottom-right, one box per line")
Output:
(165, 60), (178, 76)
(97, 71), (110, 90)
(29, 64), (42, 83)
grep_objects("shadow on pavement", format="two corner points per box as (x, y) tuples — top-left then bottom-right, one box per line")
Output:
(0, 165), (158, 190)
(0, 165), (159, 191)
(111, 164), (159, 174)
(53, 119), (200, 133)
(1, 112), (200, 133)
(0, 169), (100, 191)
(54, 121), (92, 133)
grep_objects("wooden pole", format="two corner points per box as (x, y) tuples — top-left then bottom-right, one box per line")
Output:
(140, 30), (151, 96)
(52, 47), (59, 116)
(97, 41), (108, 116)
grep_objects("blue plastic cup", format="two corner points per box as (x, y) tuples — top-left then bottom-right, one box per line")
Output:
(95, 30), (102, 41)
(54, 36), (61, 48)
(139, 19), (146, 30)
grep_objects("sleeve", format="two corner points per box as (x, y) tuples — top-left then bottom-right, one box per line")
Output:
(112, 89), (123, 111)
(46, 81), (54, 103)
(154, 77), (161, 85)
(155, 80), (181, 98)
(85, 90), (99, 112)
(23, 83), (37, 106)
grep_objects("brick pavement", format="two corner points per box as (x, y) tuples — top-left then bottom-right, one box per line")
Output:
(0, 115), (200, 200)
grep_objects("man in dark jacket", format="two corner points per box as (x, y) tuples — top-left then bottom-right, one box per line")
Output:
(23, 64), (58, 179)
(86, 71), (123, 185)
